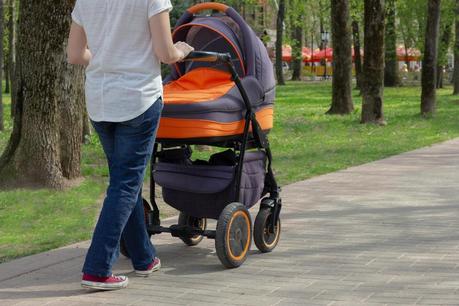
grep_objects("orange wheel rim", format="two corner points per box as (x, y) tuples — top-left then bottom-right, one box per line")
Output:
(226, 210), (251, 261)
(191, 218), (206, 240)
(263, 219), (280, 248)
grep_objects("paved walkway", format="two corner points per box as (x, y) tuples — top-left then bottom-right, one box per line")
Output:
(2, 139), (459, 305)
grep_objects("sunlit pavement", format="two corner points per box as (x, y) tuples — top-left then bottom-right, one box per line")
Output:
(2, 139), (459, 305)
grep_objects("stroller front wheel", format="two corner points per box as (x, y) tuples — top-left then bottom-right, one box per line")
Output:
(215, 202), (252, 268)
(254, 207), (281, 253)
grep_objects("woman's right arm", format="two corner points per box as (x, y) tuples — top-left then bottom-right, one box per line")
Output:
(67, 22), (92, 66)
(149, 11), (193, 64)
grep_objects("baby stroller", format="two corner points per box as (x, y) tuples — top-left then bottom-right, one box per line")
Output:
(122, 2), (282, 268)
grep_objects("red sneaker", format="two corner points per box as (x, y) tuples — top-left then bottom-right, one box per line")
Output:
(135, 257), (161, 277)
(81, 273), (128, 290)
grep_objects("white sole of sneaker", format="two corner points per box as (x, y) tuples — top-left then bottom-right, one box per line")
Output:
(135, 259), (161, 277)
(81, 278), (129, 290)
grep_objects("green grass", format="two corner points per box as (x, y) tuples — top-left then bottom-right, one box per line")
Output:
(1, 81), (459, 262)
(0, 94), (108, 263)
(0, 95), (11, 150)
(0, 178), (104, 263)
(271, 82), (459, 184)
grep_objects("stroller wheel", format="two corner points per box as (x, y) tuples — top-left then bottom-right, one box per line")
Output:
(120, 198), (153, 258)
(215, 202), (252, 268)
(178, 212), (207, 246)
(254, 207), (281, 253)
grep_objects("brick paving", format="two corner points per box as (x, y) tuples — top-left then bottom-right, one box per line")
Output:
(2, 139), (459, 305)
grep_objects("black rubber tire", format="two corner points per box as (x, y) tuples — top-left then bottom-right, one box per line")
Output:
(178, 212), (207, 246)
(254, 207), (281, 253)
(120, 198), (153, 258)
(215, 202), (252, 268)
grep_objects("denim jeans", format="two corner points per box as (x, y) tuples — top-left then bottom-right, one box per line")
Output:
(82, 98), (163, 277)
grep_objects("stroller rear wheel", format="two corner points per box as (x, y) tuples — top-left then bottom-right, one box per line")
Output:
(215, 202), (252, 268)
(178, 212), (207, 246)
(254, 207), (281, 253)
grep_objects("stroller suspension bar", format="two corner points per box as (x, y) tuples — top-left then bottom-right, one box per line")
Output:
(148, 224), (216, 239)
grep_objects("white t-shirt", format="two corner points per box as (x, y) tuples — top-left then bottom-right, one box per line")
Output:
(72, 0), (173, 122)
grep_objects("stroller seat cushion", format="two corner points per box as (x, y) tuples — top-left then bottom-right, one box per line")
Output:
(163, 68), (266, 110)
(164, 68), (235, 104)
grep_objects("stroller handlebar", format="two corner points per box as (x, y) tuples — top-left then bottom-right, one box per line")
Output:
(187, 2), (229, 14)
(183, 51), (231, 63)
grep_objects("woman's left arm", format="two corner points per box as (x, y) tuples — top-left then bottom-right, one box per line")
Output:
(67, 22), (91, 66)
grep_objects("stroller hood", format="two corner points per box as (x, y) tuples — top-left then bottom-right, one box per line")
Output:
(169, 3), (276, 95)
(158, 2), (275, 142)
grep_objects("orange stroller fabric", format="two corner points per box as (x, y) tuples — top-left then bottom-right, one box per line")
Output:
(163, 68), (234, 104)
(157, 108), (273, 139)
(158, 68), (273, 140)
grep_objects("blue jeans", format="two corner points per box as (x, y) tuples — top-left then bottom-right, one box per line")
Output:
(82, 99), (163, 277)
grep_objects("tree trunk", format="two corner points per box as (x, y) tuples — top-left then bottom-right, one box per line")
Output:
(9, 0), (16, 118)
(291, 22), (303, 81)
(421, 0), (441, 116)
(361, 0), (385, 124)
(4, 18), (9, 95)
(4, 64), (9, 94)
(437, 22), (451, 89)
(275, 0), (286, 85)
(4, 0), (13, 95)
(404, 44), (410, 67)
(384, 0), (400, 87)
(352, 20), (363, 90)
(0, 1), (85, 188)
(0, 1), (4, 131)
(454, 0), (459, 94)
(327, 0), (354, 114)
(437, 65), (444, 88)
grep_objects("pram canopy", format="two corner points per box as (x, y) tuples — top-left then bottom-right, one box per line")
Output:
(157, 2), (276, 142)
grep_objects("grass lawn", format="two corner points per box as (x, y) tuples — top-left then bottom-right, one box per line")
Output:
(272, 82), (459, 183)
(0, 95), (108, 263)
(1, 82), (459, 263)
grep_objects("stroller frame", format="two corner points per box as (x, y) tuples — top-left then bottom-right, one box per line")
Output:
(147, 51), (281, 236)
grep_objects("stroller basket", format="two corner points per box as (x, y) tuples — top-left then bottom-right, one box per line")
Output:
(154, 150), (266, 219)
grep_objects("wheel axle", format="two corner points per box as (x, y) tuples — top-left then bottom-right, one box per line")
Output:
(148, 224), (215, 239)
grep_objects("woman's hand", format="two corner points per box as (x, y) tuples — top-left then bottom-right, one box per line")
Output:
(174, 41), (194, 61)
(149, 11), (194, 64)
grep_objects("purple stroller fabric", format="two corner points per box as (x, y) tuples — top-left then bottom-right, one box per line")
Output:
(154, 151), (267, 219)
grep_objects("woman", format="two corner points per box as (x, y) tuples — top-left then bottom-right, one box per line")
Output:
(67, 0), (193, 290)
